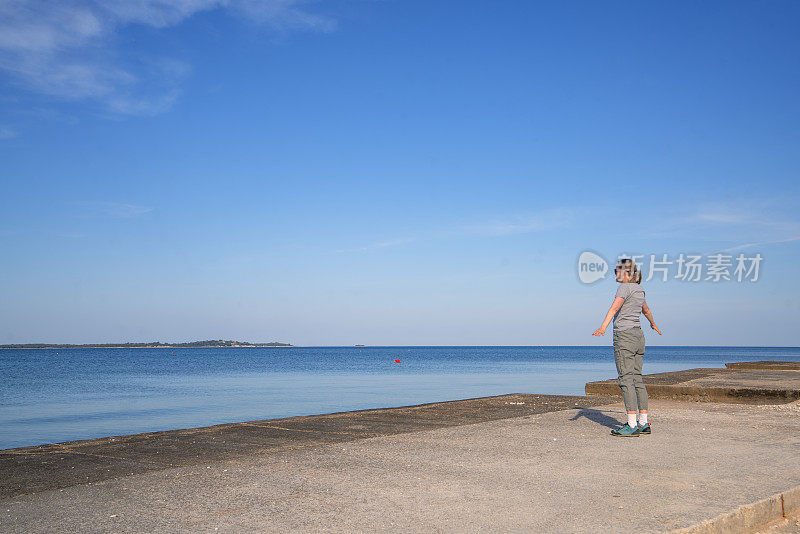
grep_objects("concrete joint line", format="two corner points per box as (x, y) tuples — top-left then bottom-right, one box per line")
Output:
(55, 449), (170, 467)
(671, 484), (800, 534)
(240, 422), (373, 437)
(1, 447), (166, 467)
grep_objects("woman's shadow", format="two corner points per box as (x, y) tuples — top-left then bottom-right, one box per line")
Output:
(569, 408), (623, 429)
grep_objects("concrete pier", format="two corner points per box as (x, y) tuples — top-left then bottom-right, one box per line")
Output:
(585, 361), (800, 404)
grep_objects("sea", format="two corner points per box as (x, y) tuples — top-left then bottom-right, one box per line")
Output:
(1, 345), (798, 450)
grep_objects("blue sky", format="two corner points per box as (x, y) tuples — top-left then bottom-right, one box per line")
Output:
(1, 0), (799, 346)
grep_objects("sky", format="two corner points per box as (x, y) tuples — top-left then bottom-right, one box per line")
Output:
(1, 0), (799, 346)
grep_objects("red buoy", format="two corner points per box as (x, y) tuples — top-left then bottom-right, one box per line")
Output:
(394, 359), (401, 363)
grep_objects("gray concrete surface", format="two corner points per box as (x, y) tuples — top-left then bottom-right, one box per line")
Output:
(2, 398), (799, 533)
(0, 393), (614, 500)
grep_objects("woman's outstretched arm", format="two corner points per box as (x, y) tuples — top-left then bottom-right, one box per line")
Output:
(592, 297), (624, 336)
(642, 301), (662, 335)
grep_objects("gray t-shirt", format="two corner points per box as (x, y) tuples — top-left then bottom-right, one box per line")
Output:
(613, 283), (645, 332)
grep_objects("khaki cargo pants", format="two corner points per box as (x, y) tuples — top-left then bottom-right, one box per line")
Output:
(613, 326), (648, 412)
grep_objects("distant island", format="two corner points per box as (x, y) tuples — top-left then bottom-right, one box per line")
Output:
(0, 340), (293, 349)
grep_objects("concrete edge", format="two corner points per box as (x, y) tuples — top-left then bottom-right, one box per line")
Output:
(670, 484), (800, 534)
(725, 362), (800, 370)
(585, 382), (800, 404)
(0, 392), (543, 453)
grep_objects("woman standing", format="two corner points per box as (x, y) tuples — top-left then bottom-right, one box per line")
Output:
(592, 258), (662, 437)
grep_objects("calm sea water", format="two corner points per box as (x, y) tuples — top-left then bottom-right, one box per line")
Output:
(1, 346), (798, 449)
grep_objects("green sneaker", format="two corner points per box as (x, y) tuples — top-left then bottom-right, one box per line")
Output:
(611, 423), (641, 437)
(638, 423), (651, 434)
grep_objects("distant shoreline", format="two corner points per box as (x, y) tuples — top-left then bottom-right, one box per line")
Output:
(2, 344), (799, 349)
(0, 346), (294, 349)
(0, 340), (293, 349)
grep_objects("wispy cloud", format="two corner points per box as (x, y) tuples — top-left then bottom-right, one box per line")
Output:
(652, 200), (800, 235)
(646, 199), (800, 253)
(715, 235), (800, 253)
(457, 208), (574, 237)
(334, 208), (574, 253)
(691, 211), (749, 225)
(0, 125), (17, 139)
(234, 0), (337, 32)
(76, 201), (154, 219)
(0, 1), (335, 116)
(335, 237), (415, 253)
(54, 231), (86, 239)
